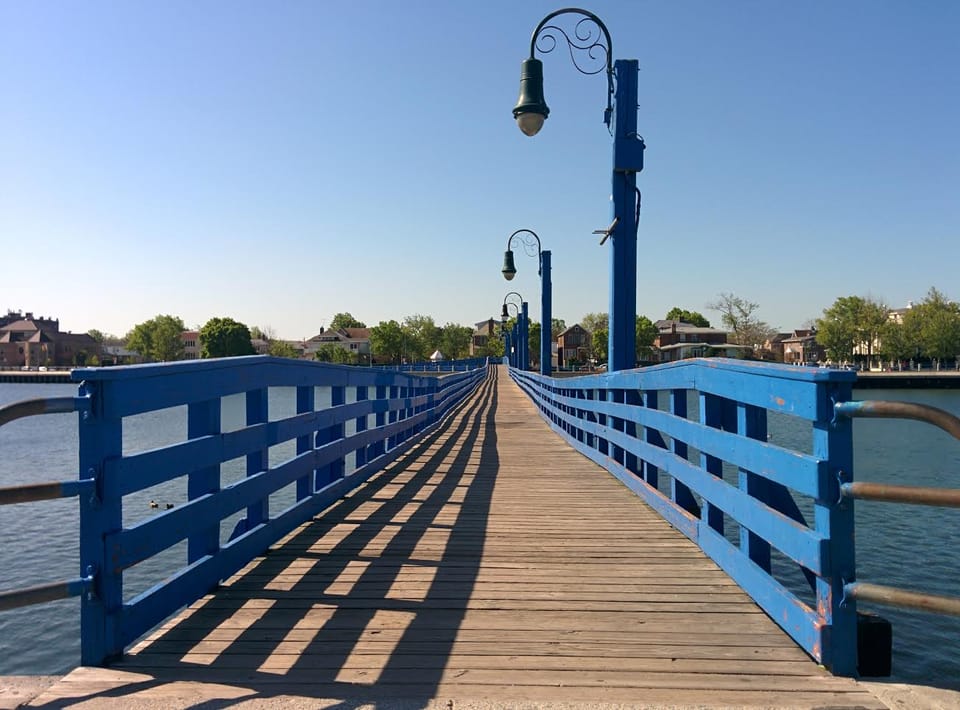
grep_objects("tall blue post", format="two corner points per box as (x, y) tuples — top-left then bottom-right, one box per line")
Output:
(521, 301), (530, 371)
(505, 331), (512, 367)
(608, 59), (641, 372)
(540, 250), (552, 376)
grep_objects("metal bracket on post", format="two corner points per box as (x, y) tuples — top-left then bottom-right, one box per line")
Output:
(592, 217), (619, 245)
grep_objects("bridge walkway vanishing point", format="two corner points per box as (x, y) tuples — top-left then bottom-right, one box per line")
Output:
(29, 365), (885, 708)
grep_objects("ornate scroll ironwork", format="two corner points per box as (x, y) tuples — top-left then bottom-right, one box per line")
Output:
(528, 8), (614, 123)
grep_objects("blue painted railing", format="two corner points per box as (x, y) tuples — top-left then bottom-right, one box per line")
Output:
(376, 357), (490, 372)
(1, 355), (487, 665)
(510, 359), (861, 675)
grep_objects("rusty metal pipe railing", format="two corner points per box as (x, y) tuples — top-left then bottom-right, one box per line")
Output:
(835, 400), (960, 440)
(0, 574), (95, 612)
(840, 481), (960, 508)
(0, 396), (87, 428)
(844, 581), (960, 617)
(0, 479), (94, 506)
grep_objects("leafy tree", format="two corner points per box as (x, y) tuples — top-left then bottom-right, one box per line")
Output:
(479, 337), (505, 358)
(268, 340), (301, 358)
(314, 343), (357, 364)
(87, 329), (106, 344)
(908, 288), (960, 368)
(199, 317), (256, 358)
(665, 307), (710, 327)
(402, 314), (440, 362)
(439, 323), (473, 360)
(708, 293), (776, 349)
(879, 321), (915, 369)
(330, 312), (366, 330)
(816, 295), (887, 364)
(551, 318), (567, 341)
(636, 315), (658, 360)
(126, 314), (186, 362)
(370, 320), (404, 364)
(528, 321), (542, 367)
(580, 312), (608, 335)
(591, 327), (608, 363)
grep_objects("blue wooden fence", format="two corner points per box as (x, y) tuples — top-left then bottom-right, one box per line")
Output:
(510, 358), (860, 675)
(1, 355), (488, 665)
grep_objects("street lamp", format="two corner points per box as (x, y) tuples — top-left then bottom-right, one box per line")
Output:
(512, 8), (645, 372)
(502, 292), (528, 370)
(501, 228), (552, 376)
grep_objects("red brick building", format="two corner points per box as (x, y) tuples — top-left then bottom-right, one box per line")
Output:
(0, 311), (99, 368)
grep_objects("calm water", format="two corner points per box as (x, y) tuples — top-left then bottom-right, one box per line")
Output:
(1, 382), (958, 686)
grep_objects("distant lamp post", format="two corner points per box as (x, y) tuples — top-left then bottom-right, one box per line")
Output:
(502, 292), (527, 370)
(512, 9), (645, 372)
(501, 228), (552, 376)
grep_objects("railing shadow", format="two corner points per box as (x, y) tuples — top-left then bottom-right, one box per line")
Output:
(34, 368), (500, 707)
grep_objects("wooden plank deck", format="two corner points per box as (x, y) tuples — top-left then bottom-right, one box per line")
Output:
(29, 365), (886, 708)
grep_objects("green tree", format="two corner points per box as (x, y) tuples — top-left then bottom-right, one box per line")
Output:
(268, 340), (301, 358)
(126, 314), (186, 362)
(402, 314), (440, 362)
(330, 312), (366, 330)
(370, 320), (404, 364)
(480, 337), (505, 358)
(636, 315), (658, 360)
(908, 288), (960, 368)
(708, 293), (776, 349)
(551, 318), (567, 341)
(879, 321), (915, 369)
(439, 323), (473, 360)
(528, 321), (542, 367)
(580, 312), (608, 335)
(665, 307), (710, 327)
(591, 327), (608, 363)
(199, 317), (256, 358)
(314, 343), (357, 364)
(816, 295), (887, 365)
(87, 329), (106, 344)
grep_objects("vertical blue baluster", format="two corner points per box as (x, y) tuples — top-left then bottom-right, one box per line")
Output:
(609, 388), (625, 466)
(355, 385), (368, 470)
(623, 389), (640, 478)
(78, 379), (122, 665)
(643, 390), (660, 489)
(670, 389), (698, 515)
(699, 392), (724, 534)
(246, 388), (268, 528)
(387, 384), (399, 450)
(188, 398), (221, 563)
(737, 402), (771, 571)
(317, 385), (346, 486)
(296, 385), (315, 500)
(374, 384), (387, 459)
(814, 380), (857, 674)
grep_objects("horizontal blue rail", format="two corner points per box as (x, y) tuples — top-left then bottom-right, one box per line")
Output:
(510, 358), (859, 675)
(3, 355), (488, 665)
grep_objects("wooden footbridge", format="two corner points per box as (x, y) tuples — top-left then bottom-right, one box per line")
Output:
(5, 356), (960, 707)
(15, 364), (884, 708)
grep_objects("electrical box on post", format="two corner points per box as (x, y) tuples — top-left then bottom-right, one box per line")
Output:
(614, 135), (645, 173)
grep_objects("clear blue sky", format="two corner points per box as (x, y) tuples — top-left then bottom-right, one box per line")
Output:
(2, 1), (958, 339)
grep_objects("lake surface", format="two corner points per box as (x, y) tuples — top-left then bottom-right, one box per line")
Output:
(1, 382), (958, 687)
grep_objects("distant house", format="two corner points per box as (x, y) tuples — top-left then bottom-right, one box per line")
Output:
(556, 324), (591, 368)
(781, 329), (824, 365)
(0, 310), (99, 368)
(470, 319), (498, 356)
(303, 327), (371, 361)
(653, 320), (739, 362)
(101, 345), (142, 366)
(181, 330), (200, 359)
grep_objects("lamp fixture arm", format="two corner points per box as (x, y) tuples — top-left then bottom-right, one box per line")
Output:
(506, 229), (543, 276)
(528, 8), (614, 124)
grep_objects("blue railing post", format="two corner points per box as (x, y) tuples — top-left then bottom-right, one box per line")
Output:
(699, 392), (725, 534)
(373, 384), (387, 460)
(77, 379), (122, 665)
(669, 388), (698, 515)
(317, 385), (346, 484)
(540, 249), (552, 376)
(355, 385), (368, 470)
(246, 387), (269, 527)
(815, 380), (858, 675)
(296, 385), (315, 500)
(737, 402), (772, 571)
(188, 397), (221, 563)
